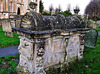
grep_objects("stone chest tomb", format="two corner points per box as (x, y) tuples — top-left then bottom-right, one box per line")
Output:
(13, 10), (90, 74)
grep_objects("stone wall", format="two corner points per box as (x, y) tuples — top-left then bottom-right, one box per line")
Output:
(15, 30), (88, 74)
(0, 0), (39, 19)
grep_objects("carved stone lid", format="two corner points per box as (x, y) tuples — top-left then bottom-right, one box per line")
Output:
(19, 11), (85, 31)
(12, 10), (90, 35)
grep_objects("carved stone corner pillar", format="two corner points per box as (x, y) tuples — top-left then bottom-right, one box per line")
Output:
(78, 34), (85, 60)
(16, 36), (35, 73)
(16, 34), (47, 74)
(35, 39), (46, 74)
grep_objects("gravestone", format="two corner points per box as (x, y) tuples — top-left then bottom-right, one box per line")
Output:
(9, 15), (16, 28)
(10, 20), (15, 28)
(84, 29), (98, 48)
(9, 15), (23, 27)
(98, 32), (100, 36)
(97, 21), (100, 28)
(2, 19), (13, 37)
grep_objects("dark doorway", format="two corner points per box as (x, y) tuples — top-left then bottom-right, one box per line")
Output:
(17, 7), (20, 15)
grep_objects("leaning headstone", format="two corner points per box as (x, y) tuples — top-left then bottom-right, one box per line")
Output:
(98, 32), (100, 36)
(84, 29), (98, 48)
(97, 21), (100, 28)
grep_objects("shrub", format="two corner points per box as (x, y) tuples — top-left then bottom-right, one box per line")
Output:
(60, 10), (72, 16)
(42, 12), (51, 16)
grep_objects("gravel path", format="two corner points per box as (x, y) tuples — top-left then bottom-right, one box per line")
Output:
(0, 46), (19, 57)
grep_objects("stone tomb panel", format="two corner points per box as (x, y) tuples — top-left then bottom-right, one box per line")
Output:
(66, 35), (80, 62)
(44, 36), (64, 67)
(52, 37), (63, 53)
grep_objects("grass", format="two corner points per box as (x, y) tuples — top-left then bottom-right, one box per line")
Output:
(0, 26), (20, 48)
(0, 55), (19, 74)
(96, 28), (100, 31)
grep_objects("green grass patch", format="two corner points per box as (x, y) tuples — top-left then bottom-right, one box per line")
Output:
(0, 26), (20, 48)
(96, 28), (100, 31)
(0, 55), (19, 74)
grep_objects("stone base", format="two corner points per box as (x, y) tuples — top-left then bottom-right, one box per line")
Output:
(16, 63), (68, 74)
(5, 32), (13, 37)
(16, 58), (83, 74)
(45, 63), (68, 74)
(16, 64), (46, 74)
(44, 58), (84, 74)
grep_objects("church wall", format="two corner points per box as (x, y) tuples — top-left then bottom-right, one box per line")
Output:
(0, 0), (39, 19)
